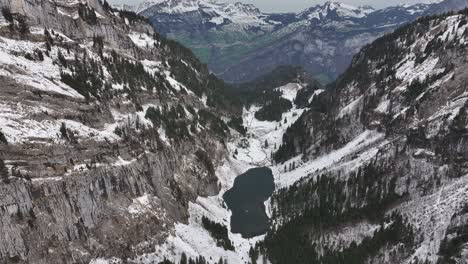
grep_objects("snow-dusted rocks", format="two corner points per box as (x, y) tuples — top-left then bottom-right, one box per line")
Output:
(131, 0), (280, 28)
(0, 0), (239, 262)
(298, 1), (375, 21)
(262, 10), (468, 263)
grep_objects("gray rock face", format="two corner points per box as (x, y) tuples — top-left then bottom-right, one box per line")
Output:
(0, 149), (218, 263)
(7, 0), (152, 50)
(0, 0), (234, 262)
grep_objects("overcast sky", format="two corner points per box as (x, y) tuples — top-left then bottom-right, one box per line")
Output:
(110, 0), (435, 13)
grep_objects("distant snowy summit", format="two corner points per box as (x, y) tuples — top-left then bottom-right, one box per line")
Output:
(115, 0), (259, 14)
(148, 0), (262, 16)
(112, 0), (166, 13)
(116, 0), (467, 35)
(118, 0), (447, 22)
(114, 0), (278, 28)
(298, 1), (375, 21)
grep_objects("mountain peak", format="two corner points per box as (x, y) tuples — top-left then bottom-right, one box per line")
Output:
(126, 0), (262, 16)
(137, 0), (272, 28)
(299, 1), (375, 21)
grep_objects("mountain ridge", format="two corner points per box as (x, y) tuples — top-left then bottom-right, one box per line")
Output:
(0, 0), (245, 262)
(127, 0), (468, 84)
(262, 8), (468, 263)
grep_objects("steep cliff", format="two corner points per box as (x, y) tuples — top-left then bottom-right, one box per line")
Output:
(0, 0), (241, 263)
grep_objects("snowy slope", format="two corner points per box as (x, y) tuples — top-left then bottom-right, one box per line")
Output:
(0, 1), (245, 263)
(261, 10), (468, 264)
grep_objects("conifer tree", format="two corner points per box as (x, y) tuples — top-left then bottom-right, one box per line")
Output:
(0, 159), (9, 183)
(1, 7), (13, 23)
(60, 122), (68, 140)
(0, 130), (7, 144)
(17, 16), (29, 35)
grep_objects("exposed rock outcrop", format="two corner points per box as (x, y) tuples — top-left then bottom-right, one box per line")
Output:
(0, 0), (239, 262)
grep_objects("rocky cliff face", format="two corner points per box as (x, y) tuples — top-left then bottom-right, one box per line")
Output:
(261, 8), (468, 264)
(0, 1), (241, 263)
(137, 0), (468, 84)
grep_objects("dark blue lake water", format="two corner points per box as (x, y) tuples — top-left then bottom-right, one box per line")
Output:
(223, 167), (275, 238)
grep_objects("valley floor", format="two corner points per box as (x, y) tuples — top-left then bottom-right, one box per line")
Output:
(90, 79), (468, 264)
(130, 83), (308, 264)
(121, 83), (392, 264)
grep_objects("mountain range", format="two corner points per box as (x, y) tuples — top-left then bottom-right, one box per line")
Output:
(2, 0), (468, 263)
(125, 0), (468, 83)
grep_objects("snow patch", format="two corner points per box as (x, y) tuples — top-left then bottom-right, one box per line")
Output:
(274, 130), (385, 188)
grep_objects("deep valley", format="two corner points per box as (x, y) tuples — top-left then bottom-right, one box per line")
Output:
(1, 0), (468, 263)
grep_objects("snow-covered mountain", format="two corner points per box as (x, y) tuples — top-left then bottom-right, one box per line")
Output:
(262, 8), (468, 263)
(134, 0), (468, 84)
(113, 0), (166, 14)
(0, 0), (245, 262)
(137, 0), (286, 34)
(297, 1), (375, 21)
(2, 0), (468, 263)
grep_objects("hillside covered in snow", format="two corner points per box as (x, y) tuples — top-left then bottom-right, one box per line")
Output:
(2, 0), (468, 263)
(258, 8), (468, 264)
(0, 0), (245, 262)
